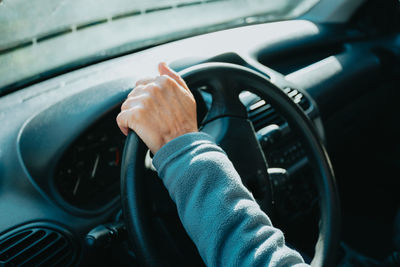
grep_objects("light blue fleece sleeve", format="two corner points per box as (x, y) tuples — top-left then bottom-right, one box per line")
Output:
(153, 132), (309, 267)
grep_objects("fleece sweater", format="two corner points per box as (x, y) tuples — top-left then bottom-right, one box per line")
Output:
(153, 132), (309, 267)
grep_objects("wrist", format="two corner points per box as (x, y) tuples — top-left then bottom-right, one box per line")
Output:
(153, 129), (198, 154)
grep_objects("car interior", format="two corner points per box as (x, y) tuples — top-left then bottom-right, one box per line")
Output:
(0, 0), (399, 266)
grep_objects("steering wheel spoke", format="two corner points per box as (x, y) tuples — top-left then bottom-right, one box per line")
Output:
(186, 68), (248, 123)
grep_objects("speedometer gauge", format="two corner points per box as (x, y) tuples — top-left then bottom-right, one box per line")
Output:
(54, 110), (125, 210)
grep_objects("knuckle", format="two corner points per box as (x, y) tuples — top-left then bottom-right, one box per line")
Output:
(136, 77), (153, 86)
(129, 86), (141, 97)
(116, 111), (128, 125)
(125, 108), (137, 121)
(135, 79), (145, 86)
(142, 83), (153, 91)
(158, 75), (172, 86)
(116, 113), (122, 124)
(121, 101), (128, 110)
(121, 97), (132, 110)
(134, 84), (143, 91)
(126, 96), (136, 102)
(150, 84), (162, 95)
(141, 96), (151, 106)
(133, 106), (145, 118)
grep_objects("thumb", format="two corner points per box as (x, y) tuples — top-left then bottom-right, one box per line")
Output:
(158, 62), (189, 90)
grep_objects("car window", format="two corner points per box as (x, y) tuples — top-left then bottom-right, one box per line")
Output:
(0, 0), (319, 94)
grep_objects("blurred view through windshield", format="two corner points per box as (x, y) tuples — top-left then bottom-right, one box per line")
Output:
(0, 0), (319, 93)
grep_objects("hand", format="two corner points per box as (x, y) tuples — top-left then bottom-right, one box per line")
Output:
(117, 62), (198, 154)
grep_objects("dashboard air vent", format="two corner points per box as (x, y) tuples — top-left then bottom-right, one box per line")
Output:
(0, 227), (76, 266)
(245, 87), (311, 131)
(283, 87), (311, 111)
(248, 100), (284, 131)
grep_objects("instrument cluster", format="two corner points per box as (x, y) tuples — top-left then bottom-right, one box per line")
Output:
(54, 109), (125, 210)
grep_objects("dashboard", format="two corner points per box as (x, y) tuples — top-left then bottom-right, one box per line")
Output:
(0, 18), (393, 266)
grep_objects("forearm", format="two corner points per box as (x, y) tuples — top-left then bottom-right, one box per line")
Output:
(153, 132), (308, 267)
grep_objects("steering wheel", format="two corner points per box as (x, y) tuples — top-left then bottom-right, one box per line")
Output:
(121, 63), (340, 267)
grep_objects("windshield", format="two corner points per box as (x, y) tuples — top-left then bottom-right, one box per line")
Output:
(0, 0), (319, 94)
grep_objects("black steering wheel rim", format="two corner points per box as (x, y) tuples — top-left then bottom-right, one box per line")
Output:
(121, 63), (340, 267)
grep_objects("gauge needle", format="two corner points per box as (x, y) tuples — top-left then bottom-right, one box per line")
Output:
(73, 177), (81, 196)
(91, 154), (100, 179)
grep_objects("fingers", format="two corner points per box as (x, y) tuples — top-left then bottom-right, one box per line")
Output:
(116, 109), (131, 136)
(135, 77), (155, 86)
(158, 62), (189, 90)
(126, 82), (164, 105)
(128, 62), (187, 99)
(119, 82), (162, 135)
(116, 105), (147, 136)
(128, 81), (155, 98)
(126, 77), (155, 97)
(121, 94), (148, 111)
